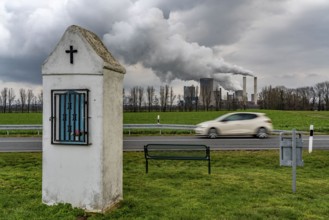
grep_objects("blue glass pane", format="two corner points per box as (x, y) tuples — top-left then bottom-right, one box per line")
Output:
(52, 89), (88, 145)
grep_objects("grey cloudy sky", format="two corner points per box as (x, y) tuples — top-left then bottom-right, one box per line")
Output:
(1, 0), (329, 95)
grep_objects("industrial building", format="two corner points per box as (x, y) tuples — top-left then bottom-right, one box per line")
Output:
(183, 85), (198, 111)
(183, 76), (258, 110)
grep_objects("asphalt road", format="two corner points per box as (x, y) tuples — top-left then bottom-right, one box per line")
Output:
(0, 135), (329, 152)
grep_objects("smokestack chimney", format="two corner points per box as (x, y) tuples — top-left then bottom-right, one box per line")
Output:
(254, 77), (257, 105)
(243, 76), (247, 103)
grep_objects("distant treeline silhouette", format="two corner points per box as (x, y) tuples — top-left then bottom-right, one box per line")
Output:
(258, 81), (329, 110)
(2, 81), (328, 113)
(0, 88), (43, 113)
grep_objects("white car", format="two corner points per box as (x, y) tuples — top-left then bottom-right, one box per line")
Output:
(195, 112), (273, 139)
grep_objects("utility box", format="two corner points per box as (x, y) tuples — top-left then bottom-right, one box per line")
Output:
(280, 132), (304, 166)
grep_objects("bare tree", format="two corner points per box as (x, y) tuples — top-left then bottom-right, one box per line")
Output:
(259, 84), (318, 110)
(38, 90), (43, 112)
(15, 100), (20, 112)
(137, 87), (144, 111)
(164, 85), (169, 112)
(214, 87), (222, 111)
(259, 86), (287, 110)
(159, 86), (165, 111)
(146, 86), (155, 112)
(177, 94), (183, 111)
(153, 95), (159, 111)
(323, 81), (329, 110)
(130, 87), (138, 112)
(123, 88), (126, 109)
(8, 88), (15, 113)
(169, 87), (176, 112)
(159, 85), (169, 112)
(1, 88), (8, 113)
(309, 86), (316, 110)
(27, 89), (34, 113)
(315, 82), (325, 110)
(19, 88), (27, 113)
(297, 87), (312, 110)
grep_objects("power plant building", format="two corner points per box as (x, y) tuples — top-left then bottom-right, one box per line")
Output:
(181, 76), (258, 109)
(183, 85), (198, 110)
(199, 78), (216, 106)
(184, 85), (196, 99)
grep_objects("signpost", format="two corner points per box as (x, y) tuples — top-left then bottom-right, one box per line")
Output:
(280, 129), (303, 193)
(292, 129), (297, 193)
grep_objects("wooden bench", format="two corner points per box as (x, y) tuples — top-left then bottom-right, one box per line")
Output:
(144, 144), (211, 174)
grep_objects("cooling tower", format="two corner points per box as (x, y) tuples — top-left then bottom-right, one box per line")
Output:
(200, 78), (214, 95)
(200, 78), (215, 105)
(243, 76), (247, 102)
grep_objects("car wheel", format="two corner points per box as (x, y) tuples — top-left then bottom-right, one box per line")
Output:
(256, 127), (268, 139)
(208, 128), (218, 139)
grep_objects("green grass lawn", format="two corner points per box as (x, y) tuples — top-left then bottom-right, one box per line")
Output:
(0, 113), (42, 124)
(1, 151), (329, 219)
(124, 110), (329, 133)
(1, 110), (329, 134)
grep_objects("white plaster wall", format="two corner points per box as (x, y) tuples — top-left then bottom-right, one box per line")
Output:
(103, 69), (124, 208)
(42, 25), (125, 212)
(42, 28), (104, 75)
(42, 74), (105, 211)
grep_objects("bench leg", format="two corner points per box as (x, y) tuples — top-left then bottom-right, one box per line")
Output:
(208, 159), (211, 174)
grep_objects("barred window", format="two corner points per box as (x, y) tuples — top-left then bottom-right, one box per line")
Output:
(51, 89), (89, 145)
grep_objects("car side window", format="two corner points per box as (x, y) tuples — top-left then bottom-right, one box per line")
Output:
(223, 114), (241, 122)
(240, 113), (257, 120)
(222, 113), (258, 122)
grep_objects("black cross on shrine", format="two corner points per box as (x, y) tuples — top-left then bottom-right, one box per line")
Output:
(65, 45), (78, 64)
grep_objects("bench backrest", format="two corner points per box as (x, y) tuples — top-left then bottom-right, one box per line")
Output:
(144, 144), (210, 160)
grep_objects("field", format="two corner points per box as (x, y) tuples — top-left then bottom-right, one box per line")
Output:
(123, 110), (329, 133)
(1, 110), (329, 218)
(1, 110), (329, 133)
(0, 113), (42, 124)
(1, 151), (329, 219)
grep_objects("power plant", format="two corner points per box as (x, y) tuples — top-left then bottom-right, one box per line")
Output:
(183, 76), (258, 109)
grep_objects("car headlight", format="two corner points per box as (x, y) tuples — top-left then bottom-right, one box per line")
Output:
(197, 123), (208, 128)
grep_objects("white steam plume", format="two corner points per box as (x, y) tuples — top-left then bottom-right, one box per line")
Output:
(103, 7), (253, 90)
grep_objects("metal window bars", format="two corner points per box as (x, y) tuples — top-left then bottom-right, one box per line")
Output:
(51, 89), (89, 145)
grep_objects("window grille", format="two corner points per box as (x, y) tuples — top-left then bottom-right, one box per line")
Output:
(51, 89), (89, 145)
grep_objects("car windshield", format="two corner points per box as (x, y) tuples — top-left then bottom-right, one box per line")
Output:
(214, 114), (230, 122)
(215, 113), (258, 122)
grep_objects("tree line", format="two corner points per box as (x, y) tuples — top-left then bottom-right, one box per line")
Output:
(124, 85), (178, 112)
(0, 88), (43, 113)
(258, 81), (329, 110)
(124, 85), (249, 112)
(2, 81), (329, 113)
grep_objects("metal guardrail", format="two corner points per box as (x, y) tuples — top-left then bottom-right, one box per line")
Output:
(0, 124), (196, 135)
(123, 124), (196, 130)
(0, 125), (43, 130)
(124, 124), (196, 135)
(0, 125), (43, 135)
(0, 124), (283, 135)
(0, 124), (196, 130)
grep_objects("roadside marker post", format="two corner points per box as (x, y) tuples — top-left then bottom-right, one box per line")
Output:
(309, 125), (314, 153)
